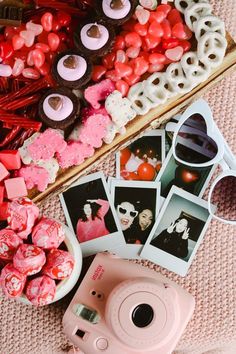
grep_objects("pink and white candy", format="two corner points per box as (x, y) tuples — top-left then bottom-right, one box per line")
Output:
(13, 244), (46, 276)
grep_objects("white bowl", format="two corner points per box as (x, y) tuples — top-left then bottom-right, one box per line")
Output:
(18, 223), (82, 305)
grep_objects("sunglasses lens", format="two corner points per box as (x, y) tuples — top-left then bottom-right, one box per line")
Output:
(210, 175), (236, 222)
(130, 211), (137, 218)
(118, 207), (126, 214)
(175, 114), (218, 164)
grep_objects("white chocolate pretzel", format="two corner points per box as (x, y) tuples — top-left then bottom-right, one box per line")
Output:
(184, 2), (212, 31)
(128, 82), (155, 115)
(181, 52), (211, 83)
(144, 72), (175, 104)
(194, 15), (225, 40)
(197, 31), (227, 68)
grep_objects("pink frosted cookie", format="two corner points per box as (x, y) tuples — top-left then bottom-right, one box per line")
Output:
(56, 141), (94, 169)
(42, 248), (74, 280)
(0, 229), (22, 261)
(0, 263), (26, 298)
(7, 197), (40, 240)
(79, 114), (111, 148)
(13, 244), (46, 276)
(84, 79), (115, 109)
(32, 217), (65, 249)
(25, 275), (56, 306)
(27, 129), (67, 161)
(81, 105), (109, 123)
(17, 164), (50, 192)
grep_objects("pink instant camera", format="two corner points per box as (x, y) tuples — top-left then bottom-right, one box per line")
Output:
(63, 253), (195, 354)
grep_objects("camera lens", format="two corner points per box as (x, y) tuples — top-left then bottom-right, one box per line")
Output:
(132, 304), (154, 328)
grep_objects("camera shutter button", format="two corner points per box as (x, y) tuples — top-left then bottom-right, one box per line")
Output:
(96, 338), (108, 351)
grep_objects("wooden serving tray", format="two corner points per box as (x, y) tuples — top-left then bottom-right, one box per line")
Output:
(32, 32), (236, 205)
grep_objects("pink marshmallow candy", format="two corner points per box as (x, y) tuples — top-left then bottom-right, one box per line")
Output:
(18, 164), (50, 192)
(56, 141), (94, 169)
(25, 275), (56, 306)
(0, 263), (26, 298)
(0, 229), (22, 261)
(7, 197), (40, 240)
(42, 248), (74, 280)
(13, 244), (46, 276)
(32, 217), (65, 249)
(79, 114), (111, 148)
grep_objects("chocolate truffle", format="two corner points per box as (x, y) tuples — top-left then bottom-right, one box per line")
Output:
(74, 19), (115, 57)
(38, 88), (80, 130)
(95, 0), (138, 25)
(52, 50), (93, 89)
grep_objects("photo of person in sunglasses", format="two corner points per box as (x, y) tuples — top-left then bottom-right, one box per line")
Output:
(114, 185), (158, 245)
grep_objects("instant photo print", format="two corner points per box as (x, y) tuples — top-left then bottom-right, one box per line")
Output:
(60, 172), (125, 257)
(156, 148), (217, 198)
(111, 179), (161, 259)
(116, 130), (165, 181)
(140, 186), (216, 276)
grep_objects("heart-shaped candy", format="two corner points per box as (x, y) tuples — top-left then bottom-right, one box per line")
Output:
(20, 30), (35, 48)
(165, 46), (184, 62)
(63, 55), (77, 69)
(26, 22), (43, 36)
(135, 6), (150, 25)
(12, 35), (25, 51)
(172, 23), (186, 40)
(48, 96), (63, 111)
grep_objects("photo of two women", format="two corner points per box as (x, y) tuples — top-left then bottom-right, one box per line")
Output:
(114, 186), (158, 245)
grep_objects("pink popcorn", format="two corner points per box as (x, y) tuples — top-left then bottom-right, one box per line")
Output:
(18, 164), (50, 192)
(32, 217), (65, 249)
(56, 141), (94, 169)
(13, 244), (46, 276)
(0, 263), (26, 298)
(27, 129), (67, 161)
(42, 248), (74, 280)
(0, 229), (22, 261)
(7, 197), (40, 240)
(79, 114), (111, 148)
(84, 79), (115, 109)
(81, 106), (109, 124)
(25, 275), (56, 306)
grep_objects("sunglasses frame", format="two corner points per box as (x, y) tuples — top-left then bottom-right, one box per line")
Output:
(170, 99), (225, 168)
(117, 205), (138, 218)
(166, 99), (236, 225)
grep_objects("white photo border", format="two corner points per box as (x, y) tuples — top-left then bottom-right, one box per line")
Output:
(156, 147), (217, 198)
(140, 185), (215, 276)
(59, 171), (126, 257)
(116, 129), (166, 180)
(111, 179), (161, 259)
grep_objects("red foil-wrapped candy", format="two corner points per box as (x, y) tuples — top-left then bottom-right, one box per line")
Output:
(7, 197), (40, 240)
(13, 244), (46, 276)
(0, 228), (22, 261)
(32, 217), (65, 249)
(42, 249), (74, 280)
(25, 275), (56, 306)
(0, 263), (26, 298)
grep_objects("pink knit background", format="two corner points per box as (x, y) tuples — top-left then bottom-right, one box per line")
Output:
(0, 1), (236, 353)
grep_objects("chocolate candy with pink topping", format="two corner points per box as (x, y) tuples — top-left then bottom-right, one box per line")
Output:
(52, 50), (93, 89)
(95, 0), (138, 25)
(38, 88), (80, 130)
(74, 19), (115, 57)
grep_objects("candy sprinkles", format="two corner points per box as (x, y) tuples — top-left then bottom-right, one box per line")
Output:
(0, 0), (227, 197)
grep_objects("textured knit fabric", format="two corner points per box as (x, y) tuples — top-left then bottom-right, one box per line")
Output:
(0, 1), (236, 354)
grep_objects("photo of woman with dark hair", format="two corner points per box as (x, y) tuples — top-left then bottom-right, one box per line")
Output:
(151, 217), (190, 259)
(76, 199), (110, 243)
(126, 208), (154, 245)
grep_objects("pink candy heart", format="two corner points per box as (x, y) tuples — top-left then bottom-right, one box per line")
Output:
(26, 22), (43, 36)
(12, 59), (25, 77)
(172, 23), (186, 40)
(12, 35), (25, 50)
(20, 30), (35, 48)
(165, 46), (184, 62)
(135, 7), (150, 25)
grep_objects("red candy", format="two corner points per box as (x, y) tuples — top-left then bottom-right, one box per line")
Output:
(0, 42), (14, 61)
(102, 52), (116, 70)
(52, 18), (62, 32)
(148, 63), (164, 73)
(57, 11), (71, 27)
(149, 53), (166, 64)
(149, 11), (166, 24)
(22, 68), (40, 80)
(25, 275), (56, 306)
(105, 70), (121, 82)
(0, 229), (22, 261)
(116, 79), (129, 97)
(172, 23), (187, 40)
(133, 57), (149, 76)
(35, 43), (50, 53)
(0, 263), (26, 298)
(144, 34), (161, 50)
(124, 73), (140, 86)
(115, 62), (133, 78)
(13, 244), (46, 276)
(32, 217), (65, 249)
(148, 21), (164, 37)
(42, 248), (74, 280)
(32, 49), (45, 68)
(116, 50), (128, 64)
(156, 4), (172, 16)
(12, 35), (24, 51)
(126, 46), (140, 59)
(162, 37), (179, 49)
(48, 33), (60, 51)
(179, 40), (191, 52)
(167, 9), (183, 27)
(114, 35), (126, 51)
(92, 65), (106, 82)
(134, 23), (148, 37)
(125, 32), (142, 48)
(41, 12), (53, 32)
(161, 19), (172, 39)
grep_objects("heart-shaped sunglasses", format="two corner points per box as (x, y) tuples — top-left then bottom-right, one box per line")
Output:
(166, 99), (236, 225)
